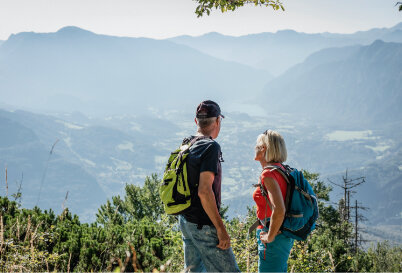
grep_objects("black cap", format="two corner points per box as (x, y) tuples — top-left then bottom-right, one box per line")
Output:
(196, 100), (224, 119)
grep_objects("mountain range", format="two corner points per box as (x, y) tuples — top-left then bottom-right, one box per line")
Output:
(0, 26), (268, 116)
(169, 22), (402, 76)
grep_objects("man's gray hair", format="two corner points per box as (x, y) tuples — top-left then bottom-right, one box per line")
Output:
(196, 117), (218, 132)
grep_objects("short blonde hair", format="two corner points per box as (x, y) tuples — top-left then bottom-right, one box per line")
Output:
(256, 130), (287, 163)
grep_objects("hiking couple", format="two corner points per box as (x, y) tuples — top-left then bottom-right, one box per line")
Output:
(172, 100), (295, 272)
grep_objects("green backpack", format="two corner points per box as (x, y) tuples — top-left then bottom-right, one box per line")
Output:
(159, 136), (204, 215)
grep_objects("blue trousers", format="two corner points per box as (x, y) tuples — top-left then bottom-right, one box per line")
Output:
(256, 227), (294, 272)
(179, 215), (240, 272)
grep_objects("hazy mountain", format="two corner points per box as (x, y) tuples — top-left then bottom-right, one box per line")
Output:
(259, 40), (402, 125)
(321, 22), (402, 43)
(0, 26), (268, 116)
(169, 22), (402, 76)
(325, 140), (402, 225)
(365, 151), (402, 225)
(0, 110), (107, 221)
(0, 108), (183, 221)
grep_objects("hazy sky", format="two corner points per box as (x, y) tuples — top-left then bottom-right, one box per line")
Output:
(0, 0), (401, 40)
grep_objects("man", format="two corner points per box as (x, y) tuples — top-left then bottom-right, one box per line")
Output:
(178, 100), (240, 272)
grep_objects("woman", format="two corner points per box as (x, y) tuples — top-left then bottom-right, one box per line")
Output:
(253, 130), (294, 272)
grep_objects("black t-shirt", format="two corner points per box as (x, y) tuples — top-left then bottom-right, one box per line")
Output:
(182, 135), (222, 225)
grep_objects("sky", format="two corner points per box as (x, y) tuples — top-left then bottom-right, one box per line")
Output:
(0, 0), (401, 40)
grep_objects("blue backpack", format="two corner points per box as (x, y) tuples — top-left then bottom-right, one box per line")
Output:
(250, 164), (319, 241)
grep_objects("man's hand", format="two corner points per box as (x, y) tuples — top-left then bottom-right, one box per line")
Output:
(198, 171), (231, 250)
(216, 228), (231, 250)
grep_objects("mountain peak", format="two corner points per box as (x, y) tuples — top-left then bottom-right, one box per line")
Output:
(201, 32), (226, 38)
(56, 26), (95, 36)
(390, 21), (402, 30)
(371, 39), (385, 46)
(275, 29), (298, 35)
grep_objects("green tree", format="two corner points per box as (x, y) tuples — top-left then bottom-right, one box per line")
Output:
(194, 0), (284, 17)
(94, 174), (181, 272)
(96, 174), (163, 225)
(0, 197), (64, 272)
(364, 241), (402, 272)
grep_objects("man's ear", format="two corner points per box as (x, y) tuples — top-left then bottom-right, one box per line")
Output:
(194, 118), (198, 125)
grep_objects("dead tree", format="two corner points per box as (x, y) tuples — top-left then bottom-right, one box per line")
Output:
(328, 169), (365, 222)
(328, 169), (366, 244)
(351, 200), (369, 253)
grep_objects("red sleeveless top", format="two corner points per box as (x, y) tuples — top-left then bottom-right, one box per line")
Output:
(252, 163), (288, 220)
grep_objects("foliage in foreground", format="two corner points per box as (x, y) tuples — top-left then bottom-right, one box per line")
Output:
(1, 172), (401, 272)
(194, 0), (284, 17)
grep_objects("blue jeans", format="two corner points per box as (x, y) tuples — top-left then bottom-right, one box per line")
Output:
(256, 227), (294, 272)
(179, 215), (240, 272)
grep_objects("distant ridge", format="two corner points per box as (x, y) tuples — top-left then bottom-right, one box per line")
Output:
(5, 26), (97, 44)
(0, 26), (269, 116)
(169, 22), (402, 76)
(173, 22), (402, 41)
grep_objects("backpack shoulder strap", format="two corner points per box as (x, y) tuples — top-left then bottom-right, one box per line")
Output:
(180, 135), (210, 154)
(257, 168), (273, 224)
(263, 164), (294, 216)
(263, 164), (291, 184)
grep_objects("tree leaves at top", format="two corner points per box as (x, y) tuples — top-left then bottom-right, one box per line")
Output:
(194, 0), (285, 17)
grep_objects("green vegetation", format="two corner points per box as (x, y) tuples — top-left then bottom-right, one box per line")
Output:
(397, 2), (402, 11)
(1, 172), (401, 272)
(194, 0), (284, 17)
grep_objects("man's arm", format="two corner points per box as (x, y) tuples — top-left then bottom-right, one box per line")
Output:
(198, 171), (230, 250)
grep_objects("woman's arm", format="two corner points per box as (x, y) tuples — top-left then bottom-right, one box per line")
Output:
(260, 176), (286, 243)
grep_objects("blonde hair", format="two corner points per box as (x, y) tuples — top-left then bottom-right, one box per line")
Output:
(256, 130), (287, 163)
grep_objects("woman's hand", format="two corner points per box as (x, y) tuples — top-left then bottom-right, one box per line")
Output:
(260, 230), (281, 245)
